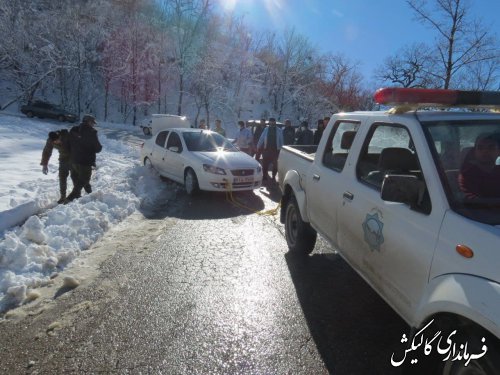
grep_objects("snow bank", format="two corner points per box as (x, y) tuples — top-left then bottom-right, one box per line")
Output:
(0, 114), (175, 312)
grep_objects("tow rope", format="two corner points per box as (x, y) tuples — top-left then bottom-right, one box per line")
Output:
(224, 181), (280, 216)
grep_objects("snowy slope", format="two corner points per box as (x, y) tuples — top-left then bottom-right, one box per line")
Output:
(0, 113), (175, 312)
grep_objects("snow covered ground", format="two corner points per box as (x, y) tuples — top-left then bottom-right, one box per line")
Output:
(0, 112), (176, 312)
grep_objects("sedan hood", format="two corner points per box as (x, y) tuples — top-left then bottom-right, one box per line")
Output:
(194, 151), (259, 169)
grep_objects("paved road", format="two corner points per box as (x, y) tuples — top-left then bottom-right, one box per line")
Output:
(0, 182), (408, 374)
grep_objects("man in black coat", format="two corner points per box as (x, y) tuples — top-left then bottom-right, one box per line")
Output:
(296, 121), (314, 145)
(313, 119), (325, 145)
(65, 115), (102, 203)
(282, 119), (296, 145)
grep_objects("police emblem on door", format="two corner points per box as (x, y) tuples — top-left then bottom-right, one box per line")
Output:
(362, 212), (384, 251)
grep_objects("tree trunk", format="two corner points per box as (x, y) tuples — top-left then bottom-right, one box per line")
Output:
(177, 73), (184, 115)
(104, 81), (109, 121)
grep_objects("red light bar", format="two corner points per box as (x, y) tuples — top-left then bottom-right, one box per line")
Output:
(374, 88), (500, 107)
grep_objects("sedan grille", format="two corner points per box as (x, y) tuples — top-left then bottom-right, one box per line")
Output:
(231, 169), (254, 176)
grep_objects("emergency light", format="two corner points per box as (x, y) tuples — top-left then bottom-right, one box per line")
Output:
(374, 88), (500, 108)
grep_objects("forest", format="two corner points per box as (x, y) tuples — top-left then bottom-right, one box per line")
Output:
(0, 0), (498, 127)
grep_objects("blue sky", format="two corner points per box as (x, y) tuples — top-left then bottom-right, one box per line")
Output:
(217, 0), (500, 84)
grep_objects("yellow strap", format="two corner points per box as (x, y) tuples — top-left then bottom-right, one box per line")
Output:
(224, 181), (280, 216)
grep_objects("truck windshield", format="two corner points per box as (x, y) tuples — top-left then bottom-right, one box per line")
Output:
(183, 132), (237, 152)
(423, 120), (500, 224)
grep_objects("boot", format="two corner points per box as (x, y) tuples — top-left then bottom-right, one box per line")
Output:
(63, 191), (81, 204)
(57, 194), (66, 204)
(84, 184), (92, 194)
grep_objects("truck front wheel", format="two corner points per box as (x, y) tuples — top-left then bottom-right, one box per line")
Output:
(285, 195), (316, 255)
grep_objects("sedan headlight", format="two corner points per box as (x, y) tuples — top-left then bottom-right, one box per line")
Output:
(203, 164), (226, 175)
(256, 165), (262, 174)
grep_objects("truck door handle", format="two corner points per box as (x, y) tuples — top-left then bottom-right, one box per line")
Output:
(313, 174), (320, 181)
(343, 191), (354, 201)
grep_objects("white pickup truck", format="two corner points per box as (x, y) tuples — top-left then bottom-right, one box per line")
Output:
(278, 88), (500, 373)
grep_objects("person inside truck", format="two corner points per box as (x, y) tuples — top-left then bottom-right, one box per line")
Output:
(458, 133), (500, 199)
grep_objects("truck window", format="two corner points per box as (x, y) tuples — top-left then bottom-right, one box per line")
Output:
(155, 131), (169, 147)
(322, 121), (359, 172)
(424, 120), (500, 224)
(357, 124), (420, 188)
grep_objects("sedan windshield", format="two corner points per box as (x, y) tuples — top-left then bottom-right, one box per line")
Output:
(183, 131), (237, 152)
(423, 119), (500, 224)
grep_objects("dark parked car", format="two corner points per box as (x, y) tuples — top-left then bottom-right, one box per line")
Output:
(21, 100), (78, 123)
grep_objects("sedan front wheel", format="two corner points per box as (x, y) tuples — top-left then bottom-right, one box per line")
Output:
(184, 169), (199, 196)
(144, 157), (154, 170)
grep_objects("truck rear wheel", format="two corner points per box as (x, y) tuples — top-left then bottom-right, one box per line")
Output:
(285, 195), (316, 255)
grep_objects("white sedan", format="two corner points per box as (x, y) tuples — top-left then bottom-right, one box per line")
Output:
(141, 128), (263, 194)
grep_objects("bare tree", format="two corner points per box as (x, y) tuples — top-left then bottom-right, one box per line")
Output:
(256, 29), (318, 120)
(161, 0), (211, 116)
(375, 43), (439, 88)
(407, 0), (499, 89)
(0, 0), (66, 108)
(320, 54), (369, 111)
(458, 59), (500, 90)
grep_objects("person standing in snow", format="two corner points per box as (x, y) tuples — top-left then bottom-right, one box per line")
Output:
(282, 119), (296, 146)
(257, 117), (283, 182)
(313, 119), (325, 145)
(65, 115), (102, 203)
(233, 120), (253, 155)
(40, 129), (73, 203)
(296, 121), (314, 145)
(253, 118), (266, 161)
(213, 119), (226, 137)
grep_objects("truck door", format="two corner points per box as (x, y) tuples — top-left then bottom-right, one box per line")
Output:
(306, 121), (360, 250)
(151, 130), (170, 175)
(338, 122), (441, 320)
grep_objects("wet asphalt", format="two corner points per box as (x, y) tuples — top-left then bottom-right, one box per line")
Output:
(0, 181), (408, 374)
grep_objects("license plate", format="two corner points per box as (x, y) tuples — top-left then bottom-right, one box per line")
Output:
(234, 176), (253, 183)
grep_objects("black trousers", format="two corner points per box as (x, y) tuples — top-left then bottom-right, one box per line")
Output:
(68, 163), (92, 198)
(58, 160), (72, 197)
(262, 149), (279, 178)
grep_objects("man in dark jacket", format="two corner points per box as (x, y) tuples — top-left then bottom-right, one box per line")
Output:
(41, 129), (72, 203)
(313, 119), (325, 145)
(253, 118), (266, 160)
(282, 119), (296, 145)
(296, 121), (314, 145)
(65, 115), (102, 203)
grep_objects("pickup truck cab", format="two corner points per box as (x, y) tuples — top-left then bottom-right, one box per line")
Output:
(278, 88), (500, 373)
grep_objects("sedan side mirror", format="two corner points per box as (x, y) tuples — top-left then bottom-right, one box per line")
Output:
(168, 146), (179, 153)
